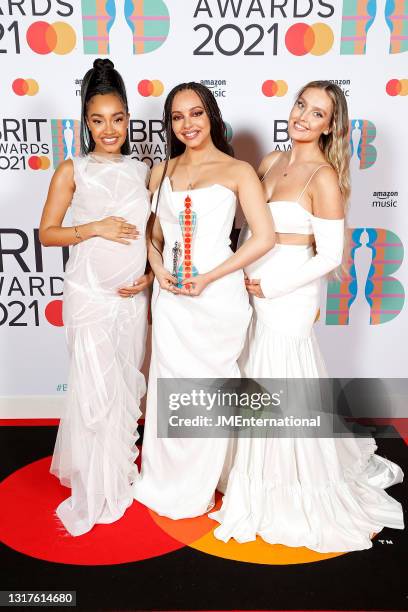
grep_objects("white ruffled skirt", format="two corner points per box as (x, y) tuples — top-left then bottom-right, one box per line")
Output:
(50, 290), (148, 536)
(210, 244), (404, 552)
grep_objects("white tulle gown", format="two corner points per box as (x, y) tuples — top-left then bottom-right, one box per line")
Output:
(133, 177), (252, 519)
(50, 154), (150, 536)
(210, 166), (404, 552)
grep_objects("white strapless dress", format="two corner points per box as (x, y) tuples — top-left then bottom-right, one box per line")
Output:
(50, 154), (150, 536)
(210, 200), (404, 552)
(133, 177), (252, 519)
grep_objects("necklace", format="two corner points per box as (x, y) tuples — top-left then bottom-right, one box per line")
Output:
(182, 150), (213, 191)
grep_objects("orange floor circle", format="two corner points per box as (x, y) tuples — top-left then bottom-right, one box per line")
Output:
(149, 493), (348, 565)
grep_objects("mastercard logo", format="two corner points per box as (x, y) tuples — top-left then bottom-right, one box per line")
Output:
(45, 300), (64, 326)
(12, 78), (39, 96)
(26, 21), (76, 55)
(138, 79), (164, 97)
(285, 23), (334, 56)
(28, 156), (50, 171)
(262, 80), (288, 97)
(386, 79), (408, 96)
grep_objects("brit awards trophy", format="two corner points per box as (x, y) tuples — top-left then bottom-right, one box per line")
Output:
(177, 194), (198, 289)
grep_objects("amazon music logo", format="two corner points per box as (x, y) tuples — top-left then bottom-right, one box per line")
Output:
(372, 191), (398, 208)
(328, 78), (351, 97)
(200, 79), (228, 98)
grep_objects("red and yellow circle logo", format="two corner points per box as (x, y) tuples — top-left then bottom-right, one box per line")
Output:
(262, 80), (288, 97)
(138, 79), (164, 97)
(44, 300), (64, 326)
(386, 79), (408, 96)
(26, 21), (76, 55)
(28, 156), (51, 171)
(12, 78), (39, 96)
(285, 23), (334, 56)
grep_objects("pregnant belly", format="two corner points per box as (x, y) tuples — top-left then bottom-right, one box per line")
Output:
(65, 239), (147, 294)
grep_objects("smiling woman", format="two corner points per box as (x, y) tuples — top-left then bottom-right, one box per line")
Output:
(133, 82), (275, 519)
(38, 59), (153, 537)
(210, 81), (404, 553)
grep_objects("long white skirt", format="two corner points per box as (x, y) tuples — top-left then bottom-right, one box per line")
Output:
(50, 245), (148, 536)
(133, 270), (251, 519)
(210, 244), (404, 553)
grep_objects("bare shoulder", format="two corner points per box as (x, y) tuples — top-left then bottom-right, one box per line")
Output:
(229, 158), (253, 170)
(260, 150), (281, 167)
(313, 164), (339, 185)
(49, 159), (75, 192)
(258, 150), (282, 177)
(311, 164), (344, 219)
(55, 158), (74, 179)
(228, 158), (258, 180)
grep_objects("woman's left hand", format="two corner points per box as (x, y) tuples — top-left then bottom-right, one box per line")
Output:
(118, 271), (154, 298)
(179, 273), (211, 297)
(245, 278), (265, 298)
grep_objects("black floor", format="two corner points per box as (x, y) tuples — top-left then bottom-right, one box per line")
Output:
(0, 424), (406, 612)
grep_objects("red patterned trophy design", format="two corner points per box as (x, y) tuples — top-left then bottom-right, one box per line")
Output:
(177, 195), (198, 289)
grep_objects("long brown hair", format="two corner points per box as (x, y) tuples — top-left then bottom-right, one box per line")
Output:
(150, 82), (233, 256)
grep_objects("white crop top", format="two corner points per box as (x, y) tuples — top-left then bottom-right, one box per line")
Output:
(240, 158), (345, 299)
(269, 201), (313, 235)
(264, 163), (331, 235)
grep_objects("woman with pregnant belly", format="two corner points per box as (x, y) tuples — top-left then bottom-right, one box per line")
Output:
(210, 81), (404, 552)
(133, 82), (275, 519)
(39, 59), (152, 536)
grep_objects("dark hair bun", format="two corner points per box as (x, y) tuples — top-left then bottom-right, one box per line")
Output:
(93, 58), (114, 71)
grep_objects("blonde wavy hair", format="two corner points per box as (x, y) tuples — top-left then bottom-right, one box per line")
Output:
(296, 81), (351, 275)
(296, 80), (351, 215)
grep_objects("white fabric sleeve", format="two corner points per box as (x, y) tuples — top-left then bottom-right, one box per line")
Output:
(260, 216), (344, 299)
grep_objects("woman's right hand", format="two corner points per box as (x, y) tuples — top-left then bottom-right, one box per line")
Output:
(245, 278), (265, 298)
(155, 265), (179, 294)
(94, 216), (140, 244)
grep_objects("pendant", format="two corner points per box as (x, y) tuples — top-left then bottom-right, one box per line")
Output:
(177, 194), (198, 289)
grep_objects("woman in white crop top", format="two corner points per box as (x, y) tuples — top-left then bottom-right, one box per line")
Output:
(210, 81), (404, 552)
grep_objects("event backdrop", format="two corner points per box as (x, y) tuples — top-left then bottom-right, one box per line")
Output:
(0, 0), (407, 417)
